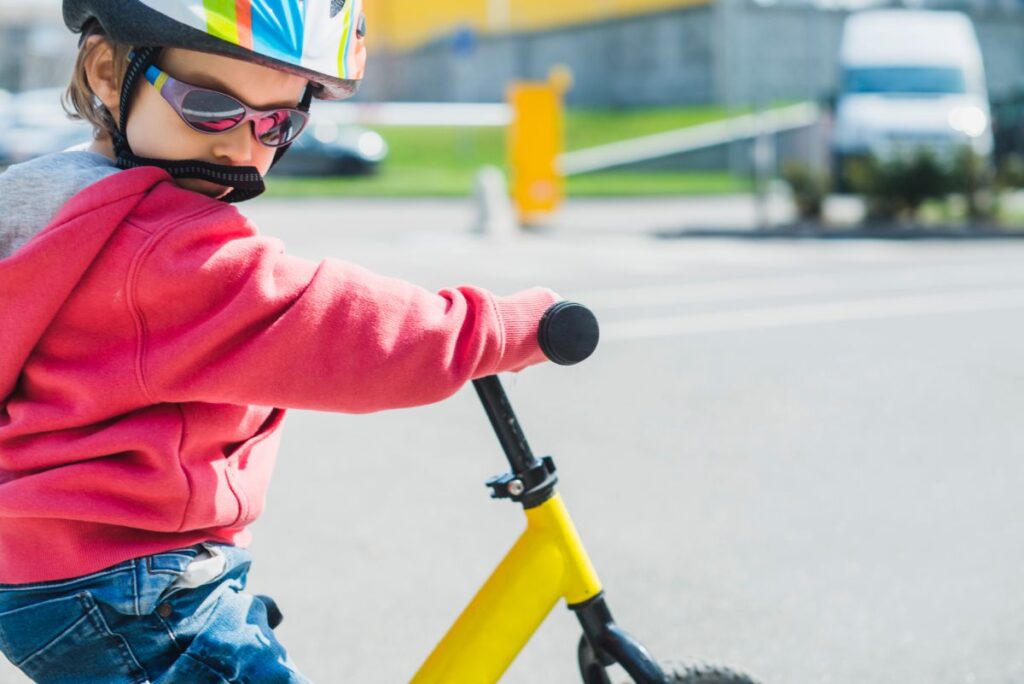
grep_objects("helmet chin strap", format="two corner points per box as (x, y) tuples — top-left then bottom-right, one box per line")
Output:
(113, 47), (309, 203)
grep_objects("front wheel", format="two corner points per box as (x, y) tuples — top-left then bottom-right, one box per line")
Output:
(667, 664), (761, 684)
(578, 634), (760, 684)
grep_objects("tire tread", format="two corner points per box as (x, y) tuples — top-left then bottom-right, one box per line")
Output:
(665, 662), (761, 684)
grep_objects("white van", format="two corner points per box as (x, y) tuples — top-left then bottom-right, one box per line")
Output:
(831, 9), (993, 185)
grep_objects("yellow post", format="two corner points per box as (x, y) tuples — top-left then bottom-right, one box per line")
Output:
(507, 67), (572, 225)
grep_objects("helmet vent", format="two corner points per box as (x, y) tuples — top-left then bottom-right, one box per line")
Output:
(330, 0), (346, 17)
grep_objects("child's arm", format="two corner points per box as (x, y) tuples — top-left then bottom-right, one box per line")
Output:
(131, 207), (559, 413)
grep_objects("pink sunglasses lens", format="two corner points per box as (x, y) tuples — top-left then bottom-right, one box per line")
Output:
(254, 110), (307, 147)
(181, 90), (246, 132)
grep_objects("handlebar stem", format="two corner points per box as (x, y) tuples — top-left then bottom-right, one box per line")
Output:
(472, 375), (540, 475)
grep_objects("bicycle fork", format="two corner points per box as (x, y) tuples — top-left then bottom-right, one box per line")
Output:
(574, 593), (671, 684)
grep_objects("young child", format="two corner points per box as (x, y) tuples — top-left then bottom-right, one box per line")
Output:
(0, 2), (560, 681)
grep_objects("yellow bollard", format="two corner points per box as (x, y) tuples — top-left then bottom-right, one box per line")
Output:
(507, 67), (572, 225)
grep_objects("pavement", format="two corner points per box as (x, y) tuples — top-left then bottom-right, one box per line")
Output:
(241, 192), (807, 240)
(243, 190), (1024, 240)
(3, 196), (1024, 683)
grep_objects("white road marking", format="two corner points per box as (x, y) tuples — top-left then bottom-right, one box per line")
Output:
(579, 263), (1024, 309)
(602, 287), (1024, 340)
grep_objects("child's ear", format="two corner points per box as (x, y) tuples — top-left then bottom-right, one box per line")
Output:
(83, 36), (120, 118)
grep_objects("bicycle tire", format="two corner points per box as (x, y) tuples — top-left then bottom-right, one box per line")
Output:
(578, 634), (761, 684)
(665, 663), (761, 684)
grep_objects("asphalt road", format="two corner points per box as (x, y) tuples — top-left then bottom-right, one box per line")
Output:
(4, 198), (1024, 683)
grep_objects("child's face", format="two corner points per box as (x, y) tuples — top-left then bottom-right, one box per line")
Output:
(108, 47), (308, 199)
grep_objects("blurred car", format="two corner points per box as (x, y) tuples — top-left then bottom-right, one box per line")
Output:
(831, 10), (994, 188)
(272, 115), (388, 176)
(0, 88), (92, 167)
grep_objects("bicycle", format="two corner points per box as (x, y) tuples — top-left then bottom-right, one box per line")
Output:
(406, 301), (761, 684)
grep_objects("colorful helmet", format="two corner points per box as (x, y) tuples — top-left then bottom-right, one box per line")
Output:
(63, 0), (366, 100)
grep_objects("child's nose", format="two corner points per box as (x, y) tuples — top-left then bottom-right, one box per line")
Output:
(211, 123), (256, 165)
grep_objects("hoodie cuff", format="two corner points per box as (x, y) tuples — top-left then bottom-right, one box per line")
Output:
(490, 287), (563, 374)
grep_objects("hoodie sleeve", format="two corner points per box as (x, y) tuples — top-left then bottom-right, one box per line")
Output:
(130, 205), (559, 413)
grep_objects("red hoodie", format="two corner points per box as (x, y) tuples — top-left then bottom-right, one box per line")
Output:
(0, 166), (558, 583)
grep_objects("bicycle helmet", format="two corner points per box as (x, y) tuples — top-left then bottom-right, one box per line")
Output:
(63, 0), (368, 202)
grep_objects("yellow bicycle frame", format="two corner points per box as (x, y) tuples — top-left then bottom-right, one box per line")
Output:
(411, 492), (602, 684)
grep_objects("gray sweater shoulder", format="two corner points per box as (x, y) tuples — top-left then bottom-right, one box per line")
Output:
(0, 150), (120, 260)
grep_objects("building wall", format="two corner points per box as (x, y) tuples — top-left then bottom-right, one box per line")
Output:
(363, 0), (711, 50)
(359, 7), (718, 105)
(973, 7), (1024, 96)
(710, 0), (845, 106)
(358, 1), (1024, 106)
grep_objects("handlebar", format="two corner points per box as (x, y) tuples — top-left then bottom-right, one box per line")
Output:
(537, 301), (600, 366)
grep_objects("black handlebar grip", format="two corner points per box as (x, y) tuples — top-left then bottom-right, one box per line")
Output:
(538, 301), (600, 366)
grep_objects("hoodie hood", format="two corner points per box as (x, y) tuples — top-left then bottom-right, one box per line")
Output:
(0, 151), (119, 260)
(0, 156), (164, 403)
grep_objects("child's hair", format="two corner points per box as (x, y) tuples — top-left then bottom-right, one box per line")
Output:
(63, 20), (132, 140)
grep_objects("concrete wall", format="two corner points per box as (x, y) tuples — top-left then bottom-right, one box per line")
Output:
(710, 1), (845, 107)
(358, 6), (717, 106)
(973, 7), (1024, 96)
(363, 0), (710, 50)
(357, 1), (1024, 106)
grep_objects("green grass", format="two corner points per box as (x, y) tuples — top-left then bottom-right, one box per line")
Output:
(564, 106), (739, 150)
(568, 171), (746, 196)
(1000, 213), (1024, 227)
(265, 105), (766, 198)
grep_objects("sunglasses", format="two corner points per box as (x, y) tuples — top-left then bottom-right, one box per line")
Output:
(143, 64), (309, 148)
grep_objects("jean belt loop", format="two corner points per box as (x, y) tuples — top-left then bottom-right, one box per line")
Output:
(131, 557), (143, 617)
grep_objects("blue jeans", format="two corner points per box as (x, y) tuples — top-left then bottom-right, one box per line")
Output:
(0, 543), (310, 683)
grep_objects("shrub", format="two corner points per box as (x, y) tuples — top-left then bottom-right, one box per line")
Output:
(997, 152), (1024, 189)
(950, 147), (999, 222)
(781, 162), (828, 222)
(846, 149), (957, 224)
